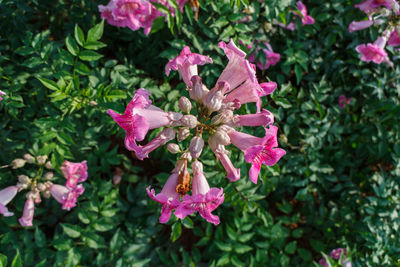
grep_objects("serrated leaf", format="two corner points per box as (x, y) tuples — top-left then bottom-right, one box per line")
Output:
(65, 35), (79, 56)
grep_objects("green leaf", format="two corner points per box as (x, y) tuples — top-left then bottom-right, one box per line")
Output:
(0, 254), (7, 267)
(37, 77), (59, 91)
(294, 64), (302, 85)
(35, 227), (46, 247)
(87, 20), (104, 42)
(171, 222), (182, 242)
(83, 41), (107, 50)
(234, 244), (252, 254)
(182, 217), (194, 229)
(75, 62), (91, 75)
(65, 35), (79, 56)
(79, 50), (103, 61)
(35, 259), (47, 267)
(74, 24), (85, 46)
(284, 241), (297, 254)
(61, 223), (81, 238)
(215, 241), (232, 252)
(11, 251), (22, 267)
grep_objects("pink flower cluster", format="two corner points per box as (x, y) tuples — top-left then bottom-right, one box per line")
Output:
(319, 248), (352, 267)
(276, 1), (315, 31)
(338, 95), (351, 109)
(246, 42), (281, 70)
(99, 0), (186, 35)
(350, 0), (400, 65)
(108, 39), (285, 225)
(0, 157), (87, 227)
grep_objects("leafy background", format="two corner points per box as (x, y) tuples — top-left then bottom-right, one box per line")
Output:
(1, 0), (400, 266)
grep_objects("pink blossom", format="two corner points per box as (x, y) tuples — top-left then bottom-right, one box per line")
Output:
(50, 184), (85, 211)
(135, 128), (176, 160)
(61, 160), (88, 188)
(319, 248), (349, 267)
(295, 1), (315, 25)
(348, 20), (374, 32)
(146, 171), (181, 223)
(355, 0), (394, 13)
(338, 95), (351, 109)
(248, 43), (281, 70)
(217, 39), (256, 92)
(0, 186), (18, 217)
(18, 198), (35, 227)
(388, 29), (400, 46)
(107, 88), (182, 154)
(356, 36), (388, 64)
(0, 90), (5, 101)
(209, 137), (240, 182)
(229, 126), (286, 184)
(165, 46), (213, 87)
(233, 109), (274, 127)
(277, 22), (296, 31)
(175, 161), (224, 225)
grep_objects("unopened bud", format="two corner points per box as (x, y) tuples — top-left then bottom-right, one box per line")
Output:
(168, 112), (183, 126)
(180, 152), (192, 161)
(36, 155), (48, 165)
(203, 81), (229, 113)
(23, 154), (35, 164)
(214, 130), (231, 146)
(43, 190), (51, 199)
(113, 175), (122, 185)
(178, 127), (190, 141)
(180, 115), (198, 129)
(189, 76), (209, 101)
(211, 109), (233, 125)
(179, 96), (192, 113)
(167, 143), (181, 154)
(18, 175), (31, 184)
(11, 159), (26, 169)
(190, 136), (204, 159)
(37, 183), (47, 191)
(191, 160), (203, 174)
(17, 183), (28, 190)
(45, 161), (52, 169)
(44, 172), (54, 180)
(89, 100), (98, 106)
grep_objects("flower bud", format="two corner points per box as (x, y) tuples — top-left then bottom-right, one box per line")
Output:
(211, 109), (233, 125)
(23, 154), (35, 164)
(167, 143), (181, 154)
(44, 172), (54, 180)
(203, 81), (229, 113)
(178, 127), (190, 141)
(113, 175), (122, 185)
(190, 136), (204, 159)
(179, 96), (192, 113)
(18, 175), (31, 184)
(11, 159), (26, 169)
(168, 112), (183, 125)
(45, 161), (53, 169)
(43, 190), (51, 199)
(36, 155), (48, 165)
(17, 183), (28, 190)
(214, 130), (231, 146)
(180, 115), (198, 129)
(37, 183), (47, 192)
(189, 76), (209, 101)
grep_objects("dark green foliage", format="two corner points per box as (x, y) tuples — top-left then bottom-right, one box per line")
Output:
(1, 0), (400, 266)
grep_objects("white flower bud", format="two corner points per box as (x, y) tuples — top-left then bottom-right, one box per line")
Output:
(17, 183), (28, 190)
(45, 161), (53, 169)
(43, 190), (51, 199)
(180, 115), (198, 129)
(36, 155), (48, 165)
(113, 175), (122, 185)
(191, 160), (203, 174)
(190, 136), (204, 159)
(178, 127), (190, 141)
(181, 152), (192, 161)
(11, 159), (26, 169)
(203, 81), (229, 113)
(179, 96), (192, 113)
(18, 175), (31, 184)
(168, 111), (183, 125)
(37, 183), (47, 191)
(213, 130), (231, 146)
(189, 76), (209, 101)
(44, 172), (54, 180)
(23, 154), (35, 164)
(211, 109), (233, 125)
(167, 143), (181, 154)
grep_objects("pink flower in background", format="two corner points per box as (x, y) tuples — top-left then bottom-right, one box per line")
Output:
(50, 184), (85, 211)
(146, 170), (182, 223)
(0, 186), (18, 216)
(229, 126), (286, 184)
(18, 198), (35, 227)
(319, 248), (351, 267)
(338, 95), (351, 109)
(0, 90), (5, 101)
(248, 42), (281, 70)
(356, 36), (388, 64)
(348, 20), (374, 32)
(107, 88), (182, 154)
(277, 22), (296, 31)
(388, 29), (400, 46)
(175, 161), (224, 225)
(61, 160), (88, 188)
(296, 1), (315, 25)
(165, 46), (213, 87)
(355, 0), (394, 13)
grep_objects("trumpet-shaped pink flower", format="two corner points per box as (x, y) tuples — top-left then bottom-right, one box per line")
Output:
(229, 126), (286, 184)
(338, 95), (351, 109)
(247, 42), (280, 70)
(356, 36), (388, 64)
(107, 88), (181, 153)
(61, 160), (88, 188)
(296, 1), (315, 25)
(348, 20), (374, 32)
(165, 46), (213, 87)
(388, 29), (400, 46)
(18, 198), (35, 227)
(175, 161), (224, 225)
(135, 128), (176, 160)
(0, 90), (5, 101)
(277, 22), (296, 31)
(50, 184), (85, 211)
(233, 109), (274, 127)
(0, 186), (18, 216)
(209, 137), (240, 182)
(355, 0), (394, 13)
(217, 39), (256, 92)
(146, 171), (181, 223)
